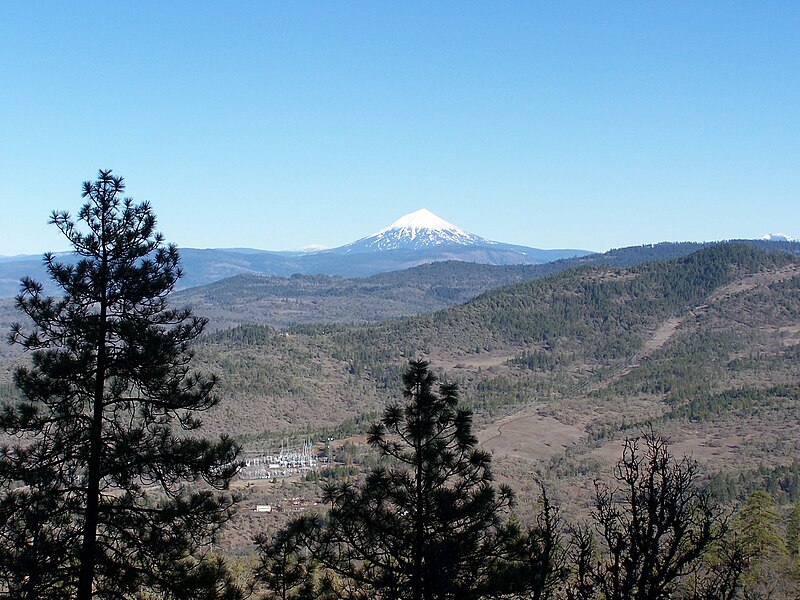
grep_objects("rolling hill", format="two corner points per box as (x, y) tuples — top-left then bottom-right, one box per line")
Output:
(2, 242), (799, 519)
(187, 244), (798, 451)
(173, 239), (799, 330)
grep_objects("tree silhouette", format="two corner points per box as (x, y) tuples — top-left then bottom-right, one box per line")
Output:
(518, 486), (570, 600)
(575, 432), (725, 600)
(259, 359), (518, 600)
(255, 517), (334, 600)
(0, 170), (240, 599)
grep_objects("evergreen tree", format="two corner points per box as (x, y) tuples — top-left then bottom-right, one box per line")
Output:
(728, 490), (789, 596)
(254, 518), (333, 600)
(732, 490), (786, 560)
(0, 170), (240, 599)
(261, 359), (518, 600)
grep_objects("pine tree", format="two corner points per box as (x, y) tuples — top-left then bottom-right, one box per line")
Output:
(254, 518), (331, 600)
(0, 170), (240, 599)
(262, 359), (518, 600)
(729, 490), (789, 596)
(732, 490), (786, 560)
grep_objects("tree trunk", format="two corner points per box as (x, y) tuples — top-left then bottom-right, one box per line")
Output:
(76, 238), (109, 599)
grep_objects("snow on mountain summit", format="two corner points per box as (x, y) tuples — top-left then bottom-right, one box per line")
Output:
(376, 208), (468, 237)
(760, 232), (797, 242)
(339, 208), (491, 253)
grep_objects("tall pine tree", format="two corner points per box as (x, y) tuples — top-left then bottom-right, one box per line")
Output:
(260, 359), (518, 600)
(0, 170), (240, 599)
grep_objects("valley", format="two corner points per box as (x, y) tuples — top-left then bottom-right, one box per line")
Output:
(3, 237), (800, 578)
(182, 245), (800, 518)
(5, 8), (798, 596)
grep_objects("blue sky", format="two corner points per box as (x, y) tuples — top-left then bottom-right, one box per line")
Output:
(1, 2), (798, 256)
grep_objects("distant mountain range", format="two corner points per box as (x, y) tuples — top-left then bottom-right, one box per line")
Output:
(169, 239), (800, 331)
(1, 210), (797, 298)
(186, 243), (800, 449)
(0, 209), (590, 296)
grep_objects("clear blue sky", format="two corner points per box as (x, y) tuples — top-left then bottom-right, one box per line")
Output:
(1, 2), (798, 256)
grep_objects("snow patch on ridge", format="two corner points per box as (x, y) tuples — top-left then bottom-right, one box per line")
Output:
(760, 232), (797, 242)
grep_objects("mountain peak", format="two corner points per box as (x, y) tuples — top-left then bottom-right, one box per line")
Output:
(334, 209), (488, 253)
(377, 208), (466, 236)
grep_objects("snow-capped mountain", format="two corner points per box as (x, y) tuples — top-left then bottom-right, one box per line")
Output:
(304, 208), (590, 273)
(340, 208), (490, 252)
(761, 232), (797, 242)
(0, 209), (593, 294)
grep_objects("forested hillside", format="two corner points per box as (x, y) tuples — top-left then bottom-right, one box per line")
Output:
(197, 244), (800, 591)
(6, 243), (797, 493)
(3, 240), (800, 595)
(192, 244), (799, 490)
(173, 239), (799, 330)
